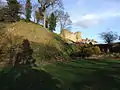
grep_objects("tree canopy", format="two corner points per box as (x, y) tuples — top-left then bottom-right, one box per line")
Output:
(48, 13), (57, 32)
(37, 0), (63, 28)
(54, 10), (72, 31)
(100, 31), (118, 44)
(25, 0), (32, 22)
(0, 0), (21, 22)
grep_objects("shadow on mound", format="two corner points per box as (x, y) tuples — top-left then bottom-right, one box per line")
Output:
(0, 66), (61, 90)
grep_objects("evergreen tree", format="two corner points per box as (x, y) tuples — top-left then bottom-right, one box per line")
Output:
(48, 13), (57, 32)
(7, 0), (21, 21)
(25, 0), (32, 22)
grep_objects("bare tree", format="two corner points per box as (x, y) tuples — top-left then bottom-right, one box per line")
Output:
(100, 31), (118, 44)
(54, 10), (72, 31)
(38, 0), (63, 28)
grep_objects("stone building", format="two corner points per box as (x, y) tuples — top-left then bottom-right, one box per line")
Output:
(60, 29), (82, 42)
(60, 29), (97, 44)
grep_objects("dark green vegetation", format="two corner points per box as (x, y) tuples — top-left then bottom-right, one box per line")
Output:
(1, 60), (120, 90)
(48, 13), (57, 32)
(0, 0), (21, 22)
(25, 0), (32, 22)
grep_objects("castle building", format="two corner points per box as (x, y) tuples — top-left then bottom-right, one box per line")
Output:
(60, 29), (97, 44)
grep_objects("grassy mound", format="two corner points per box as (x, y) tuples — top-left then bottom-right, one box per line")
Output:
(0, 21), (73, 64)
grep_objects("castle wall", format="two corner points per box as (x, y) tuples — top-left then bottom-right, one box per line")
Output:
(60, 29), (97, 44)
(60, 29), (82, 42)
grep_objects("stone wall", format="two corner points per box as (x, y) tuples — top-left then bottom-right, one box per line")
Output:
(60, 29), (97, 44)
(60, 29), (82, 42)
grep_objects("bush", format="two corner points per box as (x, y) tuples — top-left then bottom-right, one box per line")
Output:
(70, 44), (101, 59)
(92, 46), (101, 55)
(82, 45), (101, 55)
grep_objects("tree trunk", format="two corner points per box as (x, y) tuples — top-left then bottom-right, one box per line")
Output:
(43, 12), (46, 28)
(45, 20), (48, 28)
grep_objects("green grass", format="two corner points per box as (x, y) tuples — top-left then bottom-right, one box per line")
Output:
(43, 59), (120, 90)
(1, 59), (120, 90)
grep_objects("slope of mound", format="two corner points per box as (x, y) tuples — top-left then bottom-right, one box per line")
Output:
(0, 21), (74, 64)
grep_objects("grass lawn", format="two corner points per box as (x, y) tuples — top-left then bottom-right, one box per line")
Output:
(1, 59), (120, 90)
(43, 60), (120, 90)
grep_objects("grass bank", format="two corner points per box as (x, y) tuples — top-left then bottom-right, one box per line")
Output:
(0, 21), (75, 64)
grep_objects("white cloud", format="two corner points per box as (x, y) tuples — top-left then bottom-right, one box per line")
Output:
(0, 0), (7, 7)
(75, 12), (120, 28)
(75, 14), (100, 28)
(0, 0), (7, 3)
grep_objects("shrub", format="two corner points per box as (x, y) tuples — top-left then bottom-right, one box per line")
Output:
(82, 47), (93, 56)
(70, 44), (101, 59)
(92, 46), (101, 55)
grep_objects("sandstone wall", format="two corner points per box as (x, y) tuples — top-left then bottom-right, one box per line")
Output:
(60, 29), (82, 42)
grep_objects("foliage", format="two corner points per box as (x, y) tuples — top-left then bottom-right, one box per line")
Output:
(71, 44), (101, 58)
(81, 45), (101, 56)
(48, 13), (57, 32)
(7, 0), (21, 21)
(38, 0), (63, 28)
(0, 7), (10, 22)
(100, 31), (118, 44)
(92, 46), (101, 55)
(25, 0), (32, 22)
(0, 0), (21, 22)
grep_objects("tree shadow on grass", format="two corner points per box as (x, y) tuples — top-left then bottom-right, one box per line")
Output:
(71, 61), (120, 90)
(0, 66), (61, 90)
(72, 68), (120, 90)
(53, 60), (120, 90)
